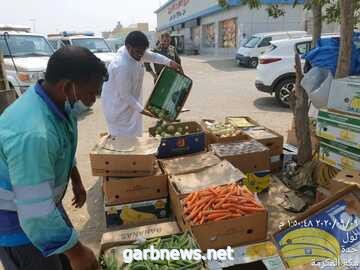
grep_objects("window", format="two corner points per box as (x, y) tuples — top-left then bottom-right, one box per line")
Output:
(244, 36), (261, 48)
(62, 40), (71, 45)
(0, 35), (53, 57)
(258, 37), (272, 48)
(296, 41), (311, 54)
(71, 38), (112, 53)
(219, 18), (237, 48)
(202, 23), (215, 48)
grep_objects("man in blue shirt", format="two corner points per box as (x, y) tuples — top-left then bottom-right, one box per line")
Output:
(0, 46), (108, 270)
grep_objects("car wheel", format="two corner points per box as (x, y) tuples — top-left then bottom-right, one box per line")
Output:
(275, 78), (295, 107)
(249, 58), (258, 68)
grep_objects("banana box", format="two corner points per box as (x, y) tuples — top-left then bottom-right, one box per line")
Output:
(317, 109), (360, 150)
(274, 185), (360, 269)
(206, 241), (286, 270)
(104, 198), (170, 228)
(244, 171), (271, 193)
(319, 138), (360, 171)
(328, 76), (360, 117)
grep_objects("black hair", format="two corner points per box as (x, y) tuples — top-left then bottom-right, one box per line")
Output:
(125, 31), (149, 49)
(45, 46), (108, 84)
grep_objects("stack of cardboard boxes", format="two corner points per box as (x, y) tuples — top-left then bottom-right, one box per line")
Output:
(317, 76), (360, 171)
(90, 135), (170, 228)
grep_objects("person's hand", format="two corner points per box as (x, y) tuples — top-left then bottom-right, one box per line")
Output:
(65, 242), (99, 270)
(141, 109), (155, 118)
(72, 181), (86, 209)
(169, 61), (181, 72)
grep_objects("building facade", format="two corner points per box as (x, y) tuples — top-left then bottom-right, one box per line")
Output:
(155, 0), (307, 56)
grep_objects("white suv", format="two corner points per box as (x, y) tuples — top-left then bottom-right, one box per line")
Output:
(255, 36), (315, 107)
(0, 25), (54, 96)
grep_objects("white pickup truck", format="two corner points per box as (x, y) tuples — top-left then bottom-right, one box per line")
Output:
(48, 32), (116, 67)
(0, 25), (54, 97)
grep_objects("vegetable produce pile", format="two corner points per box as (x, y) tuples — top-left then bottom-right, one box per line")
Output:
(103, 232), (202, 270)
(183, 184), (265, 225)
(153, 122), (199, 138)
(203, 121), (242, 138)
(147, 106), (173, 121)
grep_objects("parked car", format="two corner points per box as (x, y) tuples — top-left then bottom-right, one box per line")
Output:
(255, 34), (338, 107)
(48, 32), (116, 66)
(105, 38), (124, 52)
(236, 31), (307, 68)
(0, 24), (54, 97)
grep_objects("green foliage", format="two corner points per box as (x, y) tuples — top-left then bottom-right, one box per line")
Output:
(241, 0), (359, 24)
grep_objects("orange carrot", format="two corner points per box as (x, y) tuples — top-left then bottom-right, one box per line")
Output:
(214, 213), (233, 221)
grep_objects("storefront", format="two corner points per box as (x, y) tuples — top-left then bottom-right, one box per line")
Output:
(155, 0), (306, 56)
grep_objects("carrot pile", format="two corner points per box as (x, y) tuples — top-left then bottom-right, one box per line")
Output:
(183, 183), (265, 225)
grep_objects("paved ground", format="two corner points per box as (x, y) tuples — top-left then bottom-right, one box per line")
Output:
(61, 55), (294, 255)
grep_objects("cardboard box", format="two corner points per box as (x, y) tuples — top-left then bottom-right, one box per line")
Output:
(102, 164), (168, 205)
(100, 221), (180, 255)
(225, 116), (259, 128)
(200, 119), (250, 147)
(160, 151), (221, 176)
(104, 198), (170, 228)
(149, 121), (205, 158)
(243, 126), (283, 155)
(90, 135), (158, 177)
(333, 169), (360, 187)
(328, 76), (360, 117)
(319, 138), (360, 170)
(211, 140), (270, 173)
(145, 67), (193, 122)
(205, 241), (286, 270)
(169, 160), (246, 230)
(317, 109), (360, 149)
(274, 185), (360, 269)
(185, 192), (268, 251)
(315, 180), (350, 203)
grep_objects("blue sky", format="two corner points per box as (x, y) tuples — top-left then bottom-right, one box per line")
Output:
(1, 0), (168, 35)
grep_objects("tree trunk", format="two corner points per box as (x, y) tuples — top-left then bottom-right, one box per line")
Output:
(311, 2), (322, 48)
(294, 53), (313, 166)
(336, 0), (354, 79)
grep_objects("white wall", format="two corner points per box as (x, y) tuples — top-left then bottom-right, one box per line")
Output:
(157, 0), (218, 29)
(200, 4), (305, 56)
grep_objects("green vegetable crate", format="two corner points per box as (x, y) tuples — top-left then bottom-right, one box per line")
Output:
(145, 67), (193, 122)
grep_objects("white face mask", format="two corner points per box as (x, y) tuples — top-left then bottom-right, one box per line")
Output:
(64, 83), (90, 117)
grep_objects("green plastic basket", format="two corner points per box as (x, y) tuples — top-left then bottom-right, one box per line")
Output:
(145, 67), (193, 121)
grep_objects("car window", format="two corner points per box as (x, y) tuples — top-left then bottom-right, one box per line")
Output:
(296, 41), (311, 54)
(62, 40), (71, 45)
(244, 36), (261, 48)
(71, 38), (112, 53)
(0, 35), (53, 57)
(48, 40), (58, 50)
(258, 37), (272, 48)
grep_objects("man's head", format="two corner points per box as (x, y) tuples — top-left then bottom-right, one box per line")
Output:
(125, 31), (149, 61)
(45, 46), (108, 108)
(160, 32), (171, 50)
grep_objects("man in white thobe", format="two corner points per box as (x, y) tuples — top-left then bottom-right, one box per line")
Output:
(101, 31), (179, 137)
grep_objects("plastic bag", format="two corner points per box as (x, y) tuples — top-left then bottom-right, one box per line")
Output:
(301, 67), (330, 95)
(309, 70), (333, 109)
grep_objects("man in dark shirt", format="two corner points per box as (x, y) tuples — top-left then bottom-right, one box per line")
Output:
(145, 32), (182, 82)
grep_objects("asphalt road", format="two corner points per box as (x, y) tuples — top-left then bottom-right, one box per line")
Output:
(62, 55), (294, 254)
